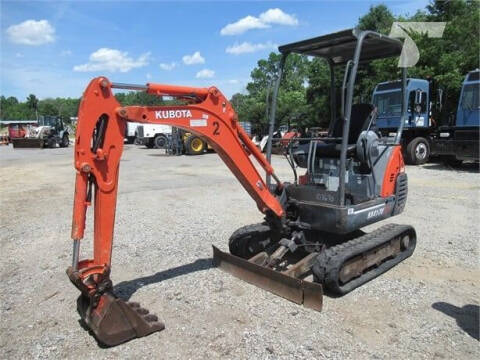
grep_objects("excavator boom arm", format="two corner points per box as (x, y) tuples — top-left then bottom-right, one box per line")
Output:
(70, 76), (283, 283)
(67, 77), (285, 346)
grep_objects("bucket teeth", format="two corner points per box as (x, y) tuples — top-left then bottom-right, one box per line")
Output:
(135, 307), (149, 315)
(127, 302), (160, 323)
(77, 292), (165, 347)
(144, 314), (159, 322)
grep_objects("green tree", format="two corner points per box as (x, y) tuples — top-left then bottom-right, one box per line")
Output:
(115, 91), (167, 106)
(26, 94), (38, 109)
(26, 94), (39, 119)
(358, 4), (395, 33)
(232, 52), (312, 133)
(38, 100), (59, 117)
(5, 96), (19, 106)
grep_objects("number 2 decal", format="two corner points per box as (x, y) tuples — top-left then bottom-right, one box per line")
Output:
(213, 121), (220, 135)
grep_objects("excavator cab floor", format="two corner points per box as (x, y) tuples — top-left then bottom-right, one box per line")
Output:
(77, 292), (165, 347)
(212, 245), (323, 311)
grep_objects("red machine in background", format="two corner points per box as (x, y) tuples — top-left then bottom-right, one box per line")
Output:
(255, 124), (300, 153)
(0, 120), (38, 143)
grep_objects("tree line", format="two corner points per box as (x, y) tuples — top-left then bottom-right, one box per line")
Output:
(0, 91), (166, 123)
(1, 1), (478, 134)
(0, 95), (80, 123)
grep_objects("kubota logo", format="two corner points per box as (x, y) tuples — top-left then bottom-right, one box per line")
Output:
(155, 110), (192, 119)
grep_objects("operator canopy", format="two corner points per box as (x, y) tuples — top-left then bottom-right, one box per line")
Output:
(278, 28), (403, 64)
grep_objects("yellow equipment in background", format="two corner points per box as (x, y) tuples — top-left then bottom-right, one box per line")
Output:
(182, 132), (212, 155)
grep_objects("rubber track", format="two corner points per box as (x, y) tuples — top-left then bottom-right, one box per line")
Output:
(312, 223), (416, 295)
(228, 223), (273, 258)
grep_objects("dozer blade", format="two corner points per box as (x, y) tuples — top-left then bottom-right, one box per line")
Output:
(11, 138), (44, 148)
(77, 292), (165, 347)
(212, 246), (323, 311)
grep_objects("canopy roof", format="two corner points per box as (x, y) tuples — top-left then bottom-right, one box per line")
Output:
(278, 28), (403, 65)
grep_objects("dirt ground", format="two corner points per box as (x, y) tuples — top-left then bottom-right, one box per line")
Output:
(0, 144), (478, 359)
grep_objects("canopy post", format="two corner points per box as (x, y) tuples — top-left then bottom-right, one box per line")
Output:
(395, 67), (408, 144)
(266, 54), (287, 188)
(338, 31), (368, 206)
(327, 59), (336, 133)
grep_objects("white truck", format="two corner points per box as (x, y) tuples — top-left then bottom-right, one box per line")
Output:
(125, 122), (141, 144)
(135, 123), (172, 148)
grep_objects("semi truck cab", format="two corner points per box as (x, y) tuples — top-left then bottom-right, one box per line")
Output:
(456, 70), (479, 127)
(431, 70), (480, 164)
(372, 78), (431, 164)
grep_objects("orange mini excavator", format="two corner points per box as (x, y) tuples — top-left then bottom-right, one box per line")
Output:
(67, 29), (416, 346)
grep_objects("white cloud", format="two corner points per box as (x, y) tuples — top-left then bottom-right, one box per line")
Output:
(220, 15), (269, 36)
(15, 53), (24, 58)
(182, 51), (205, 65)
(159, 62), (177, 71)
(60, 50), (72, 56)
(220, 8), (297, 35)
(6, 19), (55, 45)
(226, 41), (277, 55)
(73, 48), (150, 73)
(146, 73), (152, 79)
(196, 69), (215, 79)
(259, 8), (298, 26)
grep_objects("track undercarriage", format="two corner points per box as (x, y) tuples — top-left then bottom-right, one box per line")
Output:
(214, 221), (416, 309)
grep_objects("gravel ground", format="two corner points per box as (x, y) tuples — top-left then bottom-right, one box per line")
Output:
(0, 144), (478, 359)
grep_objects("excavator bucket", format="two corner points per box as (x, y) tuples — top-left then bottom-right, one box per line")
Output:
(76, 292), (165, 347)
(11, 138), (45, 148)
(212, 246), (323, 311)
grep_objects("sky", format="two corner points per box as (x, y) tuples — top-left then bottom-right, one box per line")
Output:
(0, 0), (430, 100)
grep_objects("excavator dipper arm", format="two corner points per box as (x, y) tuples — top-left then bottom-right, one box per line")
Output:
(67, 77), (284, 346)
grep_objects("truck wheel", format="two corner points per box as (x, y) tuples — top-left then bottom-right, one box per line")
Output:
(154, 135), (168, 149)
(406, 137), (430, 165)
(60, 134), (69, 147)
(185, 136), (205, 155)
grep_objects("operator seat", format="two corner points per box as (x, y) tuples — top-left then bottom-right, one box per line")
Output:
(331, 103), (376, 144)
(292, 104), (376, 167)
